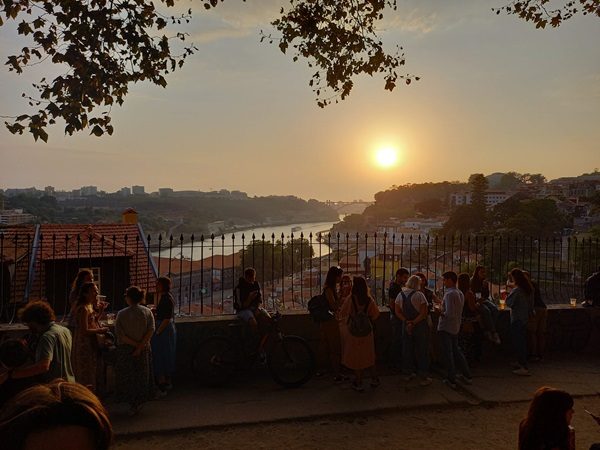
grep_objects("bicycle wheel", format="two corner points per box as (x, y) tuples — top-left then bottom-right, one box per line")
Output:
(191, 336), (238, 386)
(268, 335), (315, 388)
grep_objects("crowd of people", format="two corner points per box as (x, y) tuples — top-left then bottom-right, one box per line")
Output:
(0, 264), (599, 449)
(310, 264), (549, 390)
(0, 270), (177, 417)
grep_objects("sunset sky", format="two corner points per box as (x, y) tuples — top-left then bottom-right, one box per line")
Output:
(0, 1), (598, 201)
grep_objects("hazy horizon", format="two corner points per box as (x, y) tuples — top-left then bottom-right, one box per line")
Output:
(1, 1), (598, 201)
(1, 167), (597, 203)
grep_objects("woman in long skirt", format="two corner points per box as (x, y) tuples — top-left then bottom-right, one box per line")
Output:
(151, 277), (177, 395)
(339, 276), (380, 391)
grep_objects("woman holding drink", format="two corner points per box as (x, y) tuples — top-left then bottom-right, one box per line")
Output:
(72, 282), (109, 392)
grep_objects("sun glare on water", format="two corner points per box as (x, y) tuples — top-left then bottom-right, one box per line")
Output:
(374, 146), (399, 169)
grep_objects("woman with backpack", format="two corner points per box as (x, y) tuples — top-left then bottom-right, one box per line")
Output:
(395, 275), (432, 386)
(339, 276), (380, 392)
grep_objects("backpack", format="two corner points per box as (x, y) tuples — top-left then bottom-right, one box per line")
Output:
(308, 293), (334, 323)
(347, 296), (373, 337)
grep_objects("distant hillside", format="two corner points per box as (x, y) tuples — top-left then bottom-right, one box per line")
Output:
(4, 194), (339, 236)
(362, 181), (466, 221)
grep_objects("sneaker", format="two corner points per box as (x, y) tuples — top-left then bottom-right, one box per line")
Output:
(442, 378), (457, 389)
(419, 377), (433, 387)
(164, 383), (174, 391)
(512, 367), (531, 376)
(351, 381), (365, 392)
(530, 355), (542, 363)
(403, 373), (417, 382)
(457, 374), (473, 385)
(370, 377), (381, 388)
(510, 361), (521, 370)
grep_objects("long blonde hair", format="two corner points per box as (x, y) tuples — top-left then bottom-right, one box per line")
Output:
(406, 275), (421, 290)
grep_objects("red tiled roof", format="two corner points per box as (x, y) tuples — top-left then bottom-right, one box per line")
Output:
(154, 252), (242, 277)
(201, 253), (241, 270)
(29, 223), (157, 302)
(154, 257), (205, 275)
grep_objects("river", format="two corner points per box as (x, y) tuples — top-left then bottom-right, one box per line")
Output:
(152, 219), (340, 260)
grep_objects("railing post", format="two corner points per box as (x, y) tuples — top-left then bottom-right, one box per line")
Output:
(189, 234), (195, 316)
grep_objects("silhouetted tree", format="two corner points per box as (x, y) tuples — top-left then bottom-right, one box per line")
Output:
(496, 0), (600, 28)
(469, 173), (488, 230)
(0, 0), (417, 141)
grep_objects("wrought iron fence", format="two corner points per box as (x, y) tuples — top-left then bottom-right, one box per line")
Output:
(1, 230), (599, 323)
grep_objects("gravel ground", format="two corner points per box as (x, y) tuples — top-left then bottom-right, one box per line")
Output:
(115, 396), (600, 450)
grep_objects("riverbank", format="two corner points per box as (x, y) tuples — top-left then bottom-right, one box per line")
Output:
(151, 219), (340, 259)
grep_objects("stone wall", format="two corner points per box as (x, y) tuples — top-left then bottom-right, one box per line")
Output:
(172, 306), (600, 380)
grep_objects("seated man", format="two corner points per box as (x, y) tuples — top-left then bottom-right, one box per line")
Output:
(8, 301), (74, 384)
(234, 267), (270, 334)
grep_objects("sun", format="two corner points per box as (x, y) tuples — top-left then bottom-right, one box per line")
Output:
(374, 146), (399, 169)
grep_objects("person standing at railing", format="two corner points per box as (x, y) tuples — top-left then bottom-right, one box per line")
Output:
(151, 277), (177, 396)
(506, 268), (535, 376)
(388, 267), (409, 370)
(415, 272), (439, 312)
(523, 271), (547, 362)
(396, 275), (432, 386)
(66, 269), (94, 333)
(72, 282), (108, 392)
(114, 286), (155, 416)
(437, 271), (472, 389)
(318, 266), (344, 383)
(338, 275), (353, 358)
(339, 276), (380, 392)
(470, 266), (501, 345)
(458, 272), (484, 363)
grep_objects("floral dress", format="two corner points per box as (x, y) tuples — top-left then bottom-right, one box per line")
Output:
(72, 304), (100, 390)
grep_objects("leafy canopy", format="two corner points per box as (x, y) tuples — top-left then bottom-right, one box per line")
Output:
(1, 0), (416, 141)
(2, 0), (597, 141)
(494, 0), (600, 29)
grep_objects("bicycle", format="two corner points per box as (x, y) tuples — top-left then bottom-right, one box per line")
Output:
(191, 312), (315, 388)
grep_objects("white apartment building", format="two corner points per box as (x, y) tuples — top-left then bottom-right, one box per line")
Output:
(451, 190), (514, 209)
(0, 209), (35, 225)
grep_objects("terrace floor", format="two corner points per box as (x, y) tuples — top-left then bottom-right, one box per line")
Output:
(110, 352), (600, 449)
